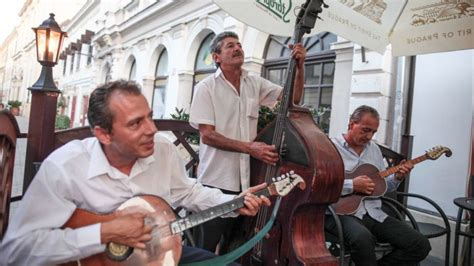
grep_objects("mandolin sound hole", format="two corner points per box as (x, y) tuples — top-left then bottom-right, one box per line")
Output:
(105, 242), (134, 261)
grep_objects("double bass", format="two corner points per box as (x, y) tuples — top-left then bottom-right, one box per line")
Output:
(225, 1), (345, 265)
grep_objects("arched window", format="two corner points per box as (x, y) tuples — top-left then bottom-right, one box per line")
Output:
(129, 59), (137, 81)
(263, 32), (337, 133)
(192, 33), (216, 97)
(153, 49), (168, 119)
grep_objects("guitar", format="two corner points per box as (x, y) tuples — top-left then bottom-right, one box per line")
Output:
(332, 146), (452, 215)
(62, 172), (305, 266)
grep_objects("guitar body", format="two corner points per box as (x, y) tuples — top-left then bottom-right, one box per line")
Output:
(332, 164), (387, 215)
(62, 195), (182, 266)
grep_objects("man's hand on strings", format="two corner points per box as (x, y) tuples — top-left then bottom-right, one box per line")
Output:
(289, 43), (306, 70)
(101, 213), (153, 250)
(237, 183), (271, 216)
(395, 160), (414, 181)
(353, 175), (375, 195)
(248, 141), (279, 165)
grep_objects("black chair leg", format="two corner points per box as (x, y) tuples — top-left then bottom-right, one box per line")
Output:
(453, 207), (463, 266)
(468, 237), (472, 266)
(445, 232), (450, 266)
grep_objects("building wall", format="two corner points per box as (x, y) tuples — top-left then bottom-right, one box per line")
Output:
(0, 0), (87, 117)
(87, 0), (271, 120)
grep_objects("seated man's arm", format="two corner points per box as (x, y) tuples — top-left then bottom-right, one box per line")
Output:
(0, 161), (104, 265)
(0, 160), (154, 265)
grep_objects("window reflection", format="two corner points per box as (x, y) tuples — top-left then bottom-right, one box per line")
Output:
(264, 32), (336, 133)
(153, 50), (168, 119)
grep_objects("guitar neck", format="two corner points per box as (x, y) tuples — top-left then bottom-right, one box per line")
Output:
(379, 154), (427, 178)
(169, 187), (272, 234)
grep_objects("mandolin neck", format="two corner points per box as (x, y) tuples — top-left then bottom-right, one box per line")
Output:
(169, 187), (273, 234)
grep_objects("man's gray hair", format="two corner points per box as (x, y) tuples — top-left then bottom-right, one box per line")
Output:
(349, 105), (380, 123)
(210, 31), (239, 54)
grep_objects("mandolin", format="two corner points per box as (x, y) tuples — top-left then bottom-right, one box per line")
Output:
(62, 172), (305, 266)
(332, 146), (452, 215)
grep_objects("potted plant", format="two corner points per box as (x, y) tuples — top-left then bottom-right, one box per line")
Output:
(55, 113), (71, 130)
(7, 100), (22, 116)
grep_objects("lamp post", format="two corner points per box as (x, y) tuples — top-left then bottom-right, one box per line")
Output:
(23, 13), (67, 193)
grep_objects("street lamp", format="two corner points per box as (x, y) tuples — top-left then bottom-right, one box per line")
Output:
(30, 13), (67, 92)
(23, 13), (67, 193)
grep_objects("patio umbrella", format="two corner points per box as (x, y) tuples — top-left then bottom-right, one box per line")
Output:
(213, 0), (474, 56)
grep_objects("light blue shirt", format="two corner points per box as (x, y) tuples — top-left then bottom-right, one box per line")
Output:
(332, 135), (401, 222)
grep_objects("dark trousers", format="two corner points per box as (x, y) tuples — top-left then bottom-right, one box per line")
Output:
(325, 214), (431, 266)
(199, 186), (239, 253)
(180, 246), (239, 266)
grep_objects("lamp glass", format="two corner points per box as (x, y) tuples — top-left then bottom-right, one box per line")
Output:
(49, 30), (61, 62)
(36, 29), (47, 62)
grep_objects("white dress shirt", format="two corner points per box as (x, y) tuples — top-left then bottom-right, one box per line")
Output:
(189, 68), (281, 192)
(332, 135), (401, 222)
(0, 136), (235, 265)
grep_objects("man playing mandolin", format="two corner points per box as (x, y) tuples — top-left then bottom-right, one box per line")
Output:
(326, 105), (431, 266)
(0, 80), (271, 265)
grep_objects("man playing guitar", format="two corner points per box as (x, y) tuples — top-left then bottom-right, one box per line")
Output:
(0, 80), (270, 265)
(326, 105), (431, 266)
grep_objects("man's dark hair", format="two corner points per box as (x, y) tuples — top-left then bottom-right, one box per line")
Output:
(209, 31), (239, 67)
(88, 80), (142, 133)
(350, 105), (380, 123)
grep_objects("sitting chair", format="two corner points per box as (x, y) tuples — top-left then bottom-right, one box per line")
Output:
(326, 197), (419, 266)
(378, 144), (451, 266)
(393, 192), (451, 266)
(325, 144), (450, 265)
(0, 111), (21, 239)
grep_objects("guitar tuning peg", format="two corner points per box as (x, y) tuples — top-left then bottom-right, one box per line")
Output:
(289, 170), (295, 175)
(277, 176), (281, 181)
(272, 177), (276, 182)
(281, 174), (286, 179)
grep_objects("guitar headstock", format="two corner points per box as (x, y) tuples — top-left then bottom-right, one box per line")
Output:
(268, 171), (306, 197)
(425, 146), (452, 160)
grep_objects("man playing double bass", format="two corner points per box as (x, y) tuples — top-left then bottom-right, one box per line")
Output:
(326, 105), (431, 266)
(0, 80), (270, 265)
(189, 31), (306, 253)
